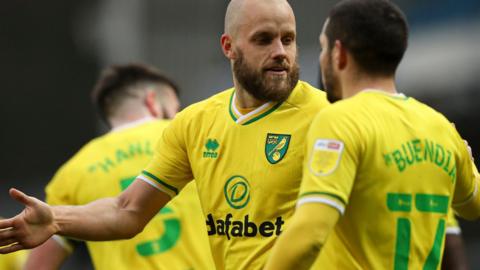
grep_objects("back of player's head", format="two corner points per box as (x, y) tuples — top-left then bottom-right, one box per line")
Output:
(325, 0), (408, 76)
(91, 63), (179, 122)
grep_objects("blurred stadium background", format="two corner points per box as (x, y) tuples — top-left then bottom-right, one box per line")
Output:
(1, 1), (479, 269)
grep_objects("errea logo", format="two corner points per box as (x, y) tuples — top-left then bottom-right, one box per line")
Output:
(203, 139), (219, 158)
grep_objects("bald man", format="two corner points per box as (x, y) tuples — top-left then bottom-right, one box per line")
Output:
(0, 1), (329, 269)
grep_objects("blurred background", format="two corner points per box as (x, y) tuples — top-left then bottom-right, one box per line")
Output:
(1, 0), (479, 269)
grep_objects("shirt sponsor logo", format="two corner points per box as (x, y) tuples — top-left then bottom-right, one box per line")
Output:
(224, 175), (250, 209)
(309, 139), (344, 176)
(203, 138), (219, 159)
(265, 133), (291, 164)
(209, 175), (285, 239)
(206, 214), (285, 240)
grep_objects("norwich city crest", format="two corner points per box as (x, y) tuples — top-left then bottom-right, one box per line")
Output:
(265, 133), (291, 164)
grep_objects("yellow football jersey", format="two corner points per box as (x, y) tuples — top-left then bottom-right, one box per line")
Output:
(141, 81), (329, 269)
(0, 250), (28, 270)
(445, 165), (480, 235)
(445, 210), (461, 235)
(300, 90), (477, 270)
(46, 119), (214, 270)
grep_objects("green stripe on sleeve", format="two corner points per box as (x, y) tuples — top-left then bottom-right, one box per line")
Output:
(141, 170), (179, 195)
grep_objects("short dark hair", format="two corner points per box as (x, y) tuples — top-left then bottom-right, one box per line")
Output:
(325, 0), (408, 76)
(91, 63), (179, 122)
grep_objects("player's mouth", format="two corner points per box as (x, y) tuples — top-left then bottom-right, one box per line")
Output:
(264, 66), (289, 76)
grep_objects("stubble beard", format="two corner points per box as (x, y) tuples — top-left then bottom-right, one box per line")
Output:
(233, 50), (300, 103)
(323, 52), (342, 103)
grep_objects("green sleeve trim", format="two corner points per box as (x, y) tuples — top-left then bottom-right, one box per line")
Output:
(299, 191), (347, 206)
(141, 170), (179, 195)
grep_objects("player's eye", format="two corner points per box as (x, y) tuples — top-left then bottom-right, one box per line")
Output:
(252, 32), (274, 45)
(256, 37), (272, 45)
(282, 36), (294, 45)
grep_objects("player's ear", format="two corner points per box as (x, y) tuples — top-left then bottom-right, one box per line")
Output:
(145, 90), (163, 119)
(333, 40), (347, 71)
(221, 34), (236, 59)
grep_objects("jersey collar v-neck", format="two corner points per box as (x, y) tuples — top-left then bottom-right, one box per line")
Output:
(228, 91), (282, 125)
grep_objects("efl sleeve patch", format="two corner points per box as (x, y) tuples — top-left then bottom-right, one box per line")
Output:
(308, 139), (344, 176)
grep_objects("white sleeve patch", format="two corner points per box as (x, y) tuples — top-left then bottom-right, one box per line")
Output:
(308, 139), (344, 176)
(445, 226), (462, 235)
(137, 175), (175, 198)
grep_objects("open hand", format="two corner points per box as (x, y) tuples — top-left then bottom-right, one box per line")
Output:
(0, 188), (58, 254)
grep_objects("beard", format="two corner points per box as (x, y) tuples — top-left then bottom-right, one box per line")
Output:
(233, 50), (299, 103)
(322, 52), (342, 103)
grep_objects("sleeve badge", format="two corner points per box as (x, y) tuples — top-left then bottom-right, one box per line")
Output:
(308, 139), (344, 176)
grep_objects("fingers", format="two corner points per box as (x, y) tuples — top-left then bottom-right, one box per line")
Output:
(0, 243), (24, 254)
(0, 227), (15, 239)
(0, 227), (22, 253)
(0, 218), (13, 229)
(9, 188), (34, 207)
(0, 237), (17, 247)
(0, 227), (18, 249)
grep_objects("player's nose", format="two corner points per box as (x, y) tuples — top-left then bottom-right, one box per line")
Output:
(270, 39), (287, 60)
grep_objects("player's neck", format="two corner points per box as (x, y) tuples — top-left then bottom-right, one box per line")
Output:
(234, 87), (269, 109)
(342, 75), (397, 99)
(109, 113), (155, 131)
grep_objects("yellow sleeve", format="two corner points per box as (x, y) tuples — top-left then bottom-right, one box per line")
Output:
(298, 109), (361, 213)
(264, 203), (340, 270)
(451, 131), (480, 220)
(451, 131), (477, 206)
(139, 111), (193, 198)
(445, 210), (461, 235)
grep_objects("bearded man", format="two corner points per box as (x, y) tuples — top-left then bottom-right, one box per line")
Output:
(0, 1), (329, 269)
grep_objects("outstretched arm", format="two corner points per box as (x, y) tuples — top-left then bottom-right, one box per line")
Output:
(0, 179), (170, 254)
